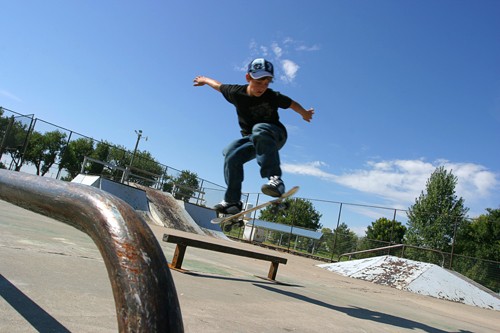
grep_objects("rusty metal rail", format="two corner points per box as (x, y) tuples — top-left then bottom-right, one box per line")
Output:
(0, 169), (183, 332)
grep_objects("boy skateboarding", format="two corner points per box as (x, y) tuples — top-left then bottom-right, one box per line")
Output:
(193, 58), (314, 215)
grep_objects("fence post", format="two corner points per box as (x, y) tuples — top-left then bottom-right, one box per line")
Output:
(330, 202), (343, 262)
(449, 217), (459, 269)
(0, 116), (14, 157)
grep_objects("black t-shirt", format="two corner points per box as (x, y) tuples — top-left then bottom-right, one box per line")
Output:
(220, 84), (293, 136)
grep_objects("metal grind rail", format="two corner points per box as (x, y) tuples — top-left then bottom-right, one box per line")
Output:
(0, 169), (184, 332)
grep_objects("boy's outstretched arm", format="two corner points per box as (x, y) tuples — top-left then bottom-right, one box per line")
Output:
(290, 100), (314, 123)
(193, 75), (222, 92)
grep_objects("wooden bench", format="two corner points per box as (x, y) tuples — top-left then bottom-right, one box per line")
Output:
(162, 234), (287, 281)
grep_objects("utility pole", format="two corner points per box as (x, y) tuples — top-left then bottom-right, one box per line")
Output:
(130, 130), (147, 168)
(122, 130), (147, 183)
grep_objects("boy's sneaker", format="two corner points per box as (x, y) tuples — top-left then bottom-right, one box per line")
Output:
(214, 200), (243, 215)
(261, 176), (285, 198)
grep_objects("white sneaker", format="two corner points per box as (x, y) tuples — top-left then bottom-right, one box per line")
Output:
(261, 176), (285, 197)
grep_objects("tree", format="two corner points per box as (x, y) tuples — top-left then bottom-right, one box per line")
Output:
(163, 170), (200, 202)
(456, 208), (500, 261)
(23, 130), (67, 176)
(95, 144), (129, 180)
(320, 223), (358, 256)
(366, 217), (406, 244)
(259, 197), (322, 230)
(127, 150), (164, 186)
(454, 208), (500, 292)
(0, 114), (31, 170)
(356, 217), (407, 257)
(58, 137), (95, 180)
(87, 141), (112, 175)
(406, 166), (469, 252)
(319, 228), (334, 254)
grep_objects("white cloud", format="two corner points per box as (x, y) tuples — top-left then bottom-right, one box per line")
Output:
(271, 42), (282, 58)
(283, 158), (499, 216)
(246, 37), (319, 84)
(296, 44), (321, 52)
(283, 161), (335, 180)
(440, 161), (498, 198)
(280, 59), (300, 83)
(0, 89), (22, 102)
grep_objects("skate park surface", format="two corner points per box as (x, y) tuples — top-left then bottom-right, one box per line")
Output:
(1, 188), (499, 332)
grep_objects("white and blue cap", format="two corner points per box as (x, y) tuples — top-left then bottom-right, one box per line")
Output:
(247, 58), (274, 79)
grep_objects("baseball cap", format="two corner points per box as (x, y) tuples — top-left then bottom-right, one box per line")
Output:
(247, 58), (274, 79)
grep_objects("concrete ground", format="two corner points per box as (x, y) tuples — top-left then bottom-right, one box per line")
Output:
(1, 199), (498, 332)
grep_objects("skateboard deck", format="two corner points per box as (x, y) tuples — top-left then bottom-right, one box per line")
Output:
(211, 186), (299, 225)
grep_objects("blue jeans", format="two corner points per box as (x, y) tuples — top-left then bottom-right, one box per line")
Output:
(223, 123), (287, 202)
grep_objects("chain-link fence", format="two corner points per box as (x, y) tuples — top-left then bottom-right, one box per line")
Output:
(0, 108), (35, 171)
(1, 106), (498, 294)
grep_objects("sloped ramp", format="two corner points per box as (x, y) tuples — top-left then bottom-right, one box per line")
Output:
(72, 174), (149, 211)
(72, 175), (228, 239)
(177, 201), (228, 239)
(133, 184), (204, 233)
(131, 184), (228, 240)
(318, 255), (500, 311)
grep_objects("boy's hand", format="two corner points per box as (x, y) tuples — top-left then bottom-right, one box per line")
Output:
(193, 76), (222, 91)
(290, 101), (314, 122)
(301, 108), (314, 122)
(193, 76), (207, 86)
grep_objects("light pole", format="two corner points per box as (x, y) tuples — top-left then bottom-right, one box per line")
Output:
(122, 130), (147, 183)
(130, 130), (147, 168)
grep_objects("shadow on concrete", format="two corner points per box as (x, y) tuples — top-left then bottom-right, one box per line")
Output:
(179, 271), (303, 287)
(254, 284), (474, 333)
(0, 274), (71, 333)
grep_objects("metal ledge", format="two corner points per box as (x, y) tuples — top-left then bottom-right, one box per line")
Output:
(0, 169), (183, 332)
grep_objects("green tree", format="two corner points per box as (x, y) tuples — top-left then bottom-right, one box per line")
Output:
(87, 141), (112, 175)
(0, 114), (31, 170)
(259, 197), (322, 230)
(58, 137), (95, 180)
(106, 144), (129, 168)
(163, 170), (200, 202)
(406, 166), (469, 252)
(366, 217), (406, 244)
(454, 208), (500, 292)
(332, 222), (358, 255)
(320, 223), (358, 256)
(127, 150), (164, 186)
(456, 208), (500, 261)
(23, 130), (67, 176)
(356, 217), (407, 257)
(95, 144), (129, 180)
(319, 228), (334, 254)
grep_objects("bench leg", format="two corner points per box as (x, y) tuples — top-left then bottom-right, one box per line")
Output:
(170, 244), (187, 269)
(267, 262), (279, 280)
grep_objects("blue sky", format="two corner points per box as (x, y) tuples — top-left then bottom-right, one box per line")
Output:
(1, 1), (499, 234)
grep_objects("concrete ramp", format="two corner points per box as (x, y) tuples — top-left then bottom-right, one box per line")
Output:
(72, 175), (148, 211)
(319, 255), (500, 311)
(178, 201), (228, 239)
(130, 183), (228, 240)
(72, 174), (100, 187)
(71, 174), (228, 239)
(133, 184), (204, 233)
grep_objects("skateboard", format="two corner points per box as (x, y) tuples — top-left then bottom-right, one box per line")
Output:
(211, 186), (299, 230)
